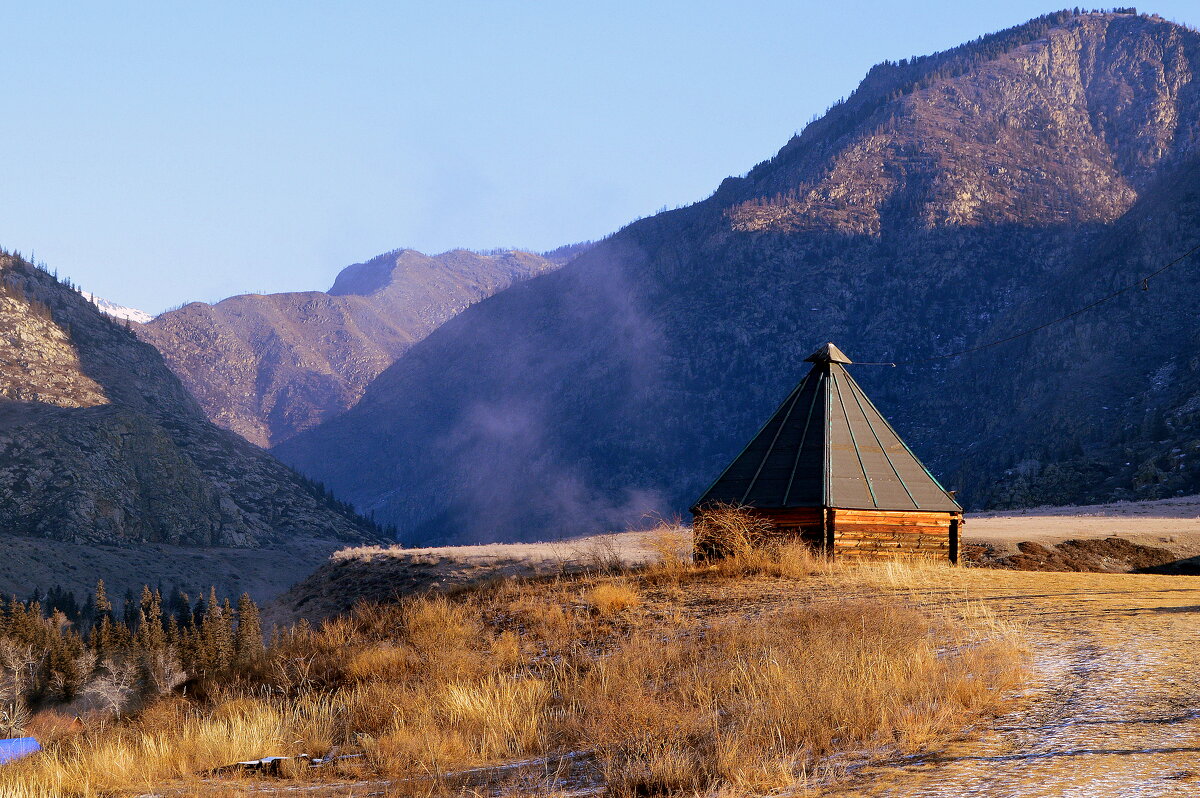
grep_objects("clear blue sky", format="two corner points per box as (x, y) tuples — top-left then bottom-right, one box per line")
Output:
(2, 2), (1197, 313)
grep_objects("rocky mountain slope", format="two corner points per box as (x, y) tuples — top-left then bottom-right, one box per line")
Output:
(276, 11), (1200, 544)
(0, 253), (382, 547)
(139, 248), (561, 447)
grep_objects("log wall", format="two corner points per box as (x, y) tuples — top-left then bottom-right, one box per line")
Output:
(693, 507), (961, 563)
(830, 508), (959, 562)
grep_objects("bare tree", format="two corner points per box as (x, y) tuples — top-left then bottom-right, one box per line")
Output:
(0, 641), (36, 736)
(83, 659), (139, 717)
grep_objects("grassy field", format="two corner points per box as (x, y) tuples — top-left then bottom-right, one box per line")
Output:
(0, 531), (1026, 797)
(11, 500), (1199, 797)
(966, 495), (1200, 559)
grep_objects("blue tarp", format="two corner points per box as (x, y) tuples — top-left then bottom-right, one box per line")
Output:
(0, 737), (40, 764)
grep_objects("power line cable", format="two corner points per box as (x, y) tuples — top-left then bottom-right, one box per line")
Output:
(851, 239), (1200, 367)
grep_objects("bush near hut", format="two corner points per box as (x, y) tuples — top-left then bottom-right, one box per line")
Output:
(692, 502), (778, 559)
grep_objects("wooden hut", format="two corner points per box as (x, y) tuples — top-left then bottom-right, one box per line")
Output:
(691, 342), (962, 562)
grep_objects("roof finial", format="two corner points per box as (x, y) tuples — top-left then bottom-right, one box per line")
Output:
(804, 342), (852, 364)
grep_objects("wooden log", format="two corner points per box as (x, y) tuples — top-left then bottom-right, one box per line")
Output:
(837, 539), (948, 548)
(832, 509), (958, 521)
(833, 516), (953, 528)
(834, 524), (950, 535)
(835, 537), (948, 547)
(835, 528), (949, 537)
(836, 539), (904, 549)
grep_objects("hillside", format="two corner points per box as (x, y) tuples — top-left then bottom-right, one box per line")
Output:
(275, 10), (1200, 545)
(0, 253), (381, 551)
(139, 248), (561, 447)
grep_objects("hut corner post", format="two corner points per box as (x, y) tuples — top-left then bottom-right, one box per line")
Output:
(949, 515), (962, 565)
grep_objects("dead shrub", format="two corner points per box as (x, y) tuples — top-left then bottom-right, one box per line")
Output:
(402, 595), (483, 679)
(490, 630), (524, 670)
(130, 696), (189, 737)
(693, 503), (775, 559)
(711, 541), (822, 579)
(575, 535), (627, 574)
(23, 710), (84, 747)
(642, 519), (693, 582)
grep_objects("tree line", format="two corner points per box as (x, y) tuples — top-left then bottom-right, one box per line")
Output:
(0, 581), (267, 734)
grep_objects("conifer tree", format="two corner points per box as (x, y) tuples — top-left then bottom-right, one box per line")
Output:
(122, 589), (138, 629)
(92, 580), (114, 661)
(165, 614), (181, 651)
(219, 598), (235, 667)
(135, 586), (166, 653)
(234, 593), (264, 672)
(199, 588), (233, 677)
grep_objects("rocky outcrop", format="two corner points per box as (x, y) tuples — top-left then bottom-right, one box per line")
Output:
(273, 12), (1200, 544)
(0, 256), (382, 546)
(140, 248), (560, 447)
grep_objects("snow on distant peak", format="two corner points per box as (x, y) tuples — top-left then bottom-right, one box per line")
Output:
(81, 292), (154, 324)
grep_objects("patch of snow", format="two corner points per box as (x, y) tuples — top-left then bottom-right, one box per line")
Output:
(81, 292), (154, 324)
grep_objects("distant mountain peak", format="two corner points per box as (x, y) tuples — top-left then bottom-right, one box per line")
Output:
(726, 9), (1193, 236)
(81, 291), (154, 324)
(327, 248), (552, 297)
(142, 246), (562, 447)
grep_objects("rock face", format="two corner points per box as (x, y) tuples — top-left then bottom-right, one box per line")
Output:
(139, 248), (561, 447)
(273, 11), (1200, 546)
(0, 255), (382, 546)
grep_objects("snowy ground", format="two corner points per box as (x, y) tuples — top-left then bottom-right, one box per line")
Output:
(967, 495), (1200, 559)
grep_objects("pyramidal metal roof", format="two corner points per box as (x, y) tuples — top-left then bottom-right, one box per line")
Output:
(693, 343), (961, 513)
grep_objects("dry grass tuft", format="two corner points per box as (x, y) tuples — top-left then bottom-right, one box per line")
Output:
(586, 581), (641, 616)
(708, 540), (824, 579)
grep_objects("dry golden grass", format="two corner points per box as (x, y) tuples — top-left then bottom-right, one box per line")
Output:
(0, 515), (1028, 797)
(0, 698), (295, 796)
(573, 601), (1022, 795)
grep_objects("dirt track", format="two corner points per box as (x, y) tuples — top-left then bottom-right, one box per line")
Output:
(825, 570), (1200, 797)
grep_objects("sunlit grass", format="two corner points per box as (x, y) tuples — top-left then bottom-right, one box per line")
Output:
(0, 517), (1028, 797)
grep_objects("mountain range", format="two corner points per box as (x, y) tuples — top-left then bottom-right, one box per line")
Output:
(257, 10), (1200, 544)
(12, 8), (1200, 559)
